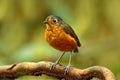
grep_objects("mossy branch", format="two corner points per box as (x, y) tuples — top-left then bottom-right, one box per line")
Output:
(0, 61), (115, 80)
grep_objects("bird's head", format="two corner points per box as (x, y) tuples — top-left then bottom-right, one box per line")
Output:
(43, 15), (63, 26)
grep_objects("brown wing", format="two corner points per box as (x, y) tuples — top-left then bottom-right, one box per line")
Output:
(60, 23), (81, 47)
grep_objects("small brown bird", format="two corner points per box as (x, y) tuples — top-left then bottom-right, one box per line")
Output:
(43, 15), (81, 74)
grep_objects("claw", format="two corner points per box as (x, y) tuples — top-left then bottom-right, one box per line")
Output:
(50, 62), (58, 70)
(64, 65), (71, 75)
(50, 52), (65, 70)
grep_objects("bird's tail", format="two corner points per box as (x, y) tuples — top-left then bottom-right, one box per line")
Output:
(74, 48), (79, 53)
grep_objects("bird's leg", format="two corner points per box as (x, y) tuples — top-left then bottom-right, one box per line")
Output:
(64, 51), (73, 75)
(50, 52), (65, 70)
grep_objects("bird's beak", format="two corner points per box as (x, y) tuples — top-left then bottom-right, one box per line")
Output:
(43, 20), (48, 24)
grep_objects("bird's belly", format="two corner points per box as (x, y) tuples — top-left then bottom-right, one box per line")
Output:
(45, 28), (77, 52)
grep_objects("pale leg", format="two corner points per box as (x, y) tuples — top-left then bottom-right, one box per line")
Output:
(50, 52), (65, 69)
(64, 51), (72, 74)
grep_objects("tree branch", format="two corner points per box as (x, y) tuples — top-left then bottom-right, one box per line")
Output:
(0, 61), (115, 80)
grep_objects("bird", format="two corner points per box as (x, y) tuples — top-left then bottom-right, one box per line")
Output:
(43, 15), (81, 74)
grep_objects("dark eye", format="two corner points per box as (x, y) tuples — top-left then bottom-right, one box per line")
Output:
(53, 19), (57, 23)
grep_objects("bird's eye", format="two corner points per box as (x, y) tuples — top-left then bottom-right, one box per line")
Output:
(53, 19), (57, 23)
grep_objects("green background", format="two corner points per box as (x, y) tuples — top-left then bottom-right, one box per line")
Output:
(0, 0), (119, 79)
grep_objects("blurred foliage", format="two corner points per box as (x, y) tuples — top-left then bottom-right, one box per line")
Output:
(0, 0), (120, 79)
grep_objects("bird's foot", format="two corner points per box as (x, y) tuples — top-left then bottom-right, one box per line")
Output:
(50, 62), (59, 70)
(64, 65), (72, 75)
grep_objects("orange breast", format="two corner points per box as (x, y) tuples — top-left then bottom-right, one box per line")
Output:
(45, 25), (77, 52)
